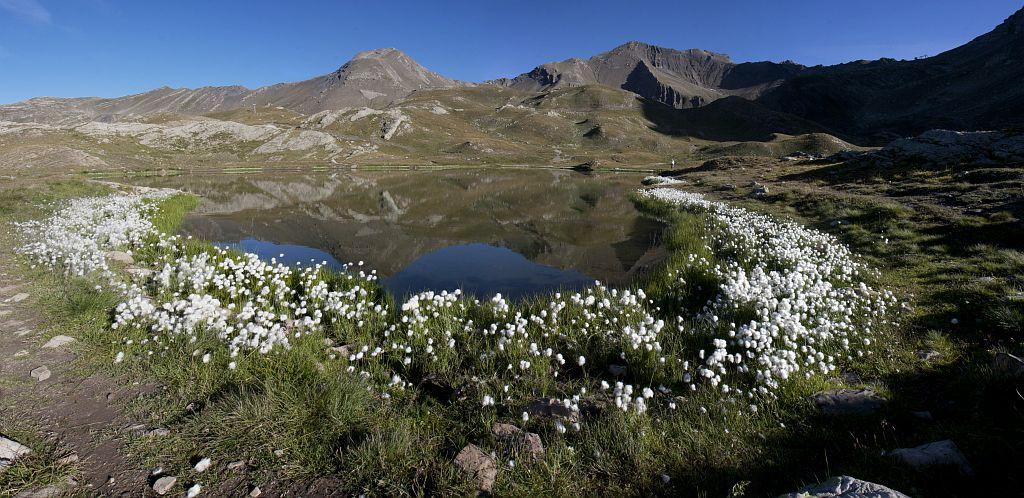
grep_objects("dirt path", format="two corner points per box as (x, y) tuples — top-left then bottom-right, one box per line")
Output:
(0, 249), (154, 496)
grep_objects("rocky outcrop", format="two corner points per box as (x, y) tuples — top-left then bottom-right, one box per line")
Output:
(495, 41), (804, 109)
(778, 475), (910, 498)
(877, 129), (1024, 166)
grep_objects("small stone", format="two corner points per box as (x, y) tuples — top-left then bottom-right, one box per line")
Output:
(454, 444), (497, 492)
(145, 428), (170, 437)
(778, 475), (910, 498)
(889, 439), (974, 475)
(916, 349), (942, 362)
(30, 366), (51, 382)
(14, 328), (32, 337)
(812, 389), (887, 416)
(0, 436), (32, 461)
(14, 350), (29, 358)
(127, 424), (147, 435)
(992, 351), (1024, 376)
(273, 449), (285, 458)
(125, 267), (153, 279)
(8, 293), (29, 303)
(193, 457), (212, 473)
(492, 423), (544, 461)
(607, 364), (626, 377)
(42, 335), (76, 349)
(57, 453), (79, 465)
(226, 460), (246, 471)
(13, 485), (61, 498)
(522, 398), (579, 422)
(186, 483), (202, 497)
(248, 486), (262, 497)
(105, 251), (134, 265)
(330, 345), (352, 357)
(152, 475), (177, 495)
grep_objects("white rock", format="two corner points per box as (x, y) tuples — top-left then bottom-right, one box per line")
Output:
(152, 475), (177, 495)
(42, 335), (76, 349)
(30, 366), (51, 382)
(193, 457), (211, 473)
(8, 292), (29, 303)
(0, 436), (32, 461)
(186, 483), (202, 497)
(889, 439), (974, 475)
(778, 475), (910, 497)
(105, 251), (134, 265)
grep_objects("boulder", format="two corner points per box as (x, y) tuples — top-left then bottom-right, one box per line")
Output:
(992, 352), (1024, 376)
(889, 439), (974, 476)
(453, 444), (497, 492)
(812, 389), (887, 417)
(777, 475), (910, 498)
(492, 423), (544, 461)
(879, 129), (1024, 166)
(105, 251), (134, 265)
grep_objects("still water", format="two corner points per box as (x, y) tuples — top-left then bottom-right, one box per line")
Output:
(139, 169), (665, 299)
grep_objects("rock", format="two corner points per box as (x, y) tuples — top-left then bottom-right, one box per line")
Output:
(152, 475), (177, 495)
(916, 349), (942, 362)
(492, 423), (544, 461)
(8, 292), (29, 303)
(145, 428), (170, 437)
(778, 475), (910, 498)
(719, 183), (737, 191)
(57, 453), (79, 465)
(911, 411), (933, 421)
(42, 335), (76, 349)
(105, 251), (134, 265)
(14, 350), (29, 358)
(194, 457), (212, 473)
(523, 398), (579, 422)
(248, 486), (262, 497)
(186, 483), (202, 497)
(607, 364), (626, 377)
(13, 486), (62, 498)
(879, 129), (1024, 166)
(126, 267), (154, 279)
(0, 435), (32, 461)
(30, 366), (51, 382)
(226, 460), (247, 471)
(889, 439), (974, 476)
(812, 389), (887, 416)
(330, 345), (352, 357)
(752, 185), (769, 195)
(992, 352), (1024, 376)
(453, 444), (497, 492)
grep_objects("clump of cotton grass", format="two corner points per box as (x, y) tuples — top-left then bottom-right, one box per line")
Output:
(18, 187), (899, 437)
(16, 189), (175, 278)
(638, 187), (898, 394)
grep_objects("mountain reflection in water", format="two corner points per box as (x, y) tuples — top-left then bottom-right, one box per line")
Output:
(137, 169), (666, 299)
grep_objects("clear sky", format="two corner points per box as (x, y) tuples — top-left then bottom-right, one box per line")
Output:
(1, 0), (1021, 104)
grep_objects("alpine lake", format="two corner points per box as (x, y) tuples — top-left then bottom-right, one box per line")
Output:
(132, 168), (667, 300)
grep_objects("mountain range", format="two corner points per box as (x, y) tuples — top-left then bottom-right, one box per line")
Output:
(3, 6), (1023, 146)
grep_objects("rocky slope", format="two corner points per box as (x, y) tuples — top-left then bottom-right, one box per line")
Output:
(493, 41), (804, 109)
(0, 49), (465, 125)
(756, 7), (1024, 143)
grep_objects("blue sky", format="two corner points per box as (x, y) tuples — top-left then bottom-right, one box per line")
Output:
(1, 0), (1021, 104)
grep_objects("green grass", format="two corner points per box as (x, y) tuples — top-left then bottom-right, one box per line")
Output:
(2, 175), (1019, 497)
(0, 417), (79, 498)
